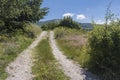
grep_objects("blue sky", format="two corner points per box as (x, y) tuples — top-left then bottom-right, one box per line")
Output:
(41, 0), (120, 23)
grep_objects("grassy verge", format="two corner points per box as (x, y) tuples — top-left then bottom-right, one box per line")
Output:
(54, 27), (90, 67)
(32, 35), (69, 80)
(0, 24), (41, 80)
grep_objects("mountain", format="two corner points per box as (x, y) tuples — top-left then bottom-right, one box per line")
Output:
(37, 19), (61, 25)
(80, 23), (93, 30)
(37, 19), (93, 30)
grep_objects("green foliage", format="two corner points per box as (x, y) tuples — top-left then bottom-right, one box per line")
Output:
(59, 17), (81, 29)
(88, 26), (120, 80)
(32, 36), (69, 80)
(0, 0), (48, 33)
(40, 17), (81, 30)
(18, 0), (48, 22)
(41, 22), (59, 30)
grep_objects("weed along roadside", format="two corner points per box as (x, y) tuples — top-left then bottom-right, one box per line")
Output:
(0, 24), (41, 80)
(32, 33), (69, 80)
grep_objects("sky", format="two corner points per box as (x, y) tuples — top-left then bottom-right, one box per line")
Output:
(41, 0), (120, 24)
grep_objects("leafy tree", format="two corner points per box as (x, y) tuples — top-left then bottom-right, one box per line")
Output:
(41, 22), (59, 30)
(18, 0), (48, 22)
(59, 16), (81, 29)
(0, 0), (48, 33)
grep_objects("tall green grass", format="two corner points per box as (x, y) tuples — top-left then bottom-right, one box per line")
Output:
(0, 24), (41, 80)
(32, 36), (69, 80)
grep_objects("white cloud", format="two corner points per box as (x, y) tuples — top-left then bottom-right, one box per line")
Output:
(63, 13), (74, 17)
(76, 14), (86, 20)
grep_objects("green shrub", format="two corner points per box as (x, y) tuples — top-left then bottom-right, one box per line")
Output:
(88, 26), (120, 80)
(41, 17), (81, 30)
(41, 22), (59, 30)
(59, 17), (81, 29)
(0, 20), (4, 27)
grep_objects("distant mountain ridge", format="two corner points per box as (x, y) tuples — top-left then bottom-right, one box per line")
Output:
(37, 19), (61, 25)
(80, 23), (93, 30)
(37, 19), (93, 30)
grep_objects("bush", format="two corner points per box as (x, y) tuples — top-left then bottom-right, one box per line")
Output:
(41, 17), (81, 30)
(41, 22), (59, 30)
(0, 20), (4, 27)
(59, 17), (81, 29)
(88, 26), (120, 80)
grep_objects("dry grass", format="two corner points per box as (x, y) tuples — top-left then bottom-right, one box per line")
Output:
(62, 35), (87, 47)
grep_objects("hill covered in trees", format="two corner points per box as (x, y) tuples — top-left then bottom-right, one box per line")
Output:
(37, 19), (93, 30)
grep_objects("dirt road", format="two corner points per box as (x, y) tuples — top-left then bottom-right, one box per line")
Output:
(6, 31), (47, 80)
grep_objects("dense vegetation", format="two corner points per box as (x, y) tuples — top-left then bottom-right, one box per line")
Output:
(32, 36), (69, 80)
(59, 17), (81, 29)
(41, 22), (59, 30)
(0, 0), (48, 34)
(41, 17), (81, 30)
(88, 25), (120, 80)
(87, 5), (120, 79)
